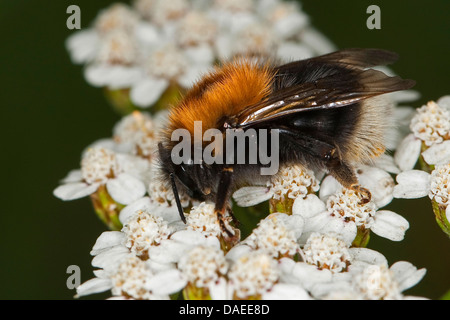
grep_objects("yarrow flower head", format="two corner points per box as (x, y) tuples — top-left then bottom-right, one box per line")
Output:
(96, 29), (138, 66)
(95, 3), (139, 35)
(324, 186), (409, 245)
(147, 176), (190, 208)
(233, 165), (320, 214)
(66, 0), (336, 111)
(113, 111), (158, 159)
(122, 209), (172, 258)
(54, 146), (147, 207)
(352, 262), (426, 300)
(177, 11), (217, 47)
(179, 246), (228, 288)
(393, 96), (450, 236)
(81, 147), (119, 184)
(244, 213), (301, 259)
(410, 101), (450, 147)
(110, 256), (162, 300)
(228, 251), (279, 299)
(429, 162), (450, 206)
(186, 202), (238, 245)
(303, 232), (351, 274)
(60, 0), (438, 301)
(270, 165), (320, 201)
(326, 188), (376, 228)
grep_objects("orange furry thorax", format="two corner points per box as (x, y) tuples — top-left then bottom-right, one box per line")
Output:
(167, 59), (274, 137)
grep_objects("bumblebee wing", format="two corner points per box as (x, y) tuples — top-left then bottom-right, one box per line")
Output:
(276, 48), (400, 72)
(235, 49), (415, 128)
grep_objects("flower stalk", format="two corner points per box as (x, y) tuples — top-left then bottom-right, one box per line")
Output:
(182, 283), (211, 300)
(431, 200), (450, 237)
(90, 184), (124, 230)
(352, 227), (371, 248)
(104, 87), (138, 116)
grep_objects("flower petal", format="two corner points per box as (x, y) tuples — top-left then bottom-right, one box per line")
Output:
(147, 239), (190, 264)
(390, 261), (426, 292)
(393, 170), (430, 199)
(277, 42), (313, 61)
(65, 29), (99, 64)
(316, 215), (357, 246)
(134, 21), (160, 46)
(116, 154), (152, 182)
(262, 283), (311, 300)
(84, 64), (141, 89)
(208, 277), (229, 300)
(76, 278), (112, 298)
(130, 77), (169, 108)
(178, 63), (212, 89)
(357, 165), (395, 208)
(225, 244), (253, 262)
(437, 95), (450, 111)
(318, 175), (342, 201)
(106, 173), (147, 205)
(119, 197), (152, 224)
(421, 140), (450, 165)
(300, 27), (336, 55)
(144, 269), (187, 295)
(274, 12), (309, 39)
(394, 134), (422, 171)
(184, 44), (215, 65)
(291, 262), (333, 290)
(53, 182), (99, 200)
(372, 154), (400, 174)
(232, 186), (273, 207)
(91, 246), (132, 270)
(60, 169), (82, 183)
(371, 210), (409, 241)
(292, 194), (326, 219)
(90, 231), (126, 256)
(349, 247), (388, 266)
(270, 212), (304, 239)
(171, 230), (220, 248)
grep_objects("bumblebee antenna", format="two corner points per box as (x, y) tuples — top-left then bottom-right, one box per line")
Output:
(169, 172), (187, 224)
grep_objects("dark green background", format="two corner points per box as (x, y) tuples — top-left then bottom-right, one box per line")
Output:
(1, 0), (449, 300)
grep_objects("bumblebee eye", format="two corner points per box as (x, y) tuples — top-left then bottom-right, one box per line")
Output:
(173, 164), (205, 201)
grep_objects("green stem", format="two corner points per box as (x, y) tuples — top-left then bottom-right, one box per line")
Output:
(431, 200), (450, 237)
(352, 227), (371, 247)
(103, 87), (137, 116)
(269, 196), (294, 215)
(182, 283), (211, 300)
(90, 184), (124, 230)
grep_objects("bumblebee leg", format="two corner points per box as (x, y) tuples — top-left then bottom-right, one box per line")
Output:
(327, 160), (371, 205)
(279, 130), (371, 204)
(279, 129), (337, 161)
(215, 167), (235, 237)
(169, 172), (187, 223)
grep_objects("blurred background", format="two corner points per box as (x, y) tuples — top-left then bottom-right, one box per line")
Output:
(0, 0), (449, 299)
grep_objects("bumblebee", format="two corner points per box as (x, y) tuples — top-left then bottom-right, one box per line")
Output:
(157, 48), (415, 236)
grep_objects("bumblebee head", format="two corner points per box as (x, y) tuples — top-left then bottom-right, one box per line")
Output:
(157, 142), (207, 222)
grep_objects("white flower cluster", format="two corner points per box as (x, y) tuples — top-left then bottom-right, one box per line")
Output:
(66, 0), (336, 108)
(75, 191), (426, 300)
(58, 0), (446, 301)
(394, 96), (450, 205)
(66, 103), (427, 300)
(53, 111), (189, 223)
(393, 96), (450, 226)
(59, 100), (433, 301)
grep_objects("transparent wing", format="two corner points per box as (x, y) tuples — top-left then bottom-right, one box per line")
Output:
(234, 49), (415, 128)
